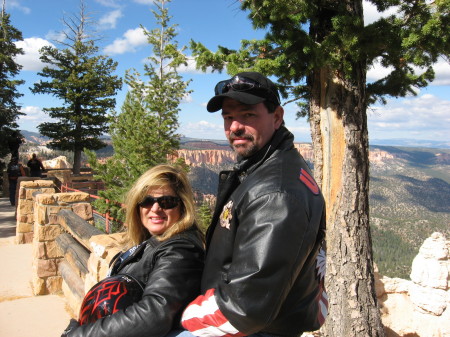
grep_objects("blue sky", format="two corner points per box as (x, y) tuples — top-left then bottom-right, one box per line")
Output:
(6, 0), (450, 145)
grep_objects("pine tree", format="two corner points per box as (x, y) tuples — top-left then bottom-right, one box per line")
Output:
(87, 0), (191, 223)
(30, 1), (122, 174)
(190, 1), (449, 336)
(0, 7), (24, 164)
(197, 201), (213, 234)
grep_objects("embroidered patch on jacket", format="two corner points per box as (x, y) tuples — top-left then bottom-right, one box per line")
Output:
(299, 168), (319, 195)
(220, 200), (233, 230)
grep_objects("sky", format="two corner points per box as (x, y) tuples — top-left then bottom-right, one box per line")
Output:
(5, 0), (450, 146)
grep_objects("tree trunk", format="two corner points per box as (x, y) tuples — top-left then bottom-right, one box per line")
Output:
(73, 148), (82, 174)
(309, 63), (386, 335)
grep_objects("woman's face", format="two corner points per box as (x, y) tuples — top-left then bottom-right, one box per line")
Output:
(139, 186), (181, 236)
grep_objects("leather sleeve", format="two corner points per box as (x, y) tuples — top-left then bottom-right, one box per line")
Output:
(68, 236), (204, 337)
(216, 192), (319, 334)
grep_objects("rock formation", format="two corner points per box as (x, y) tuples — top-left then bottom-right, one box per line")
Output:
(43, 156), (72, 169)
(176, 143), (315, 167)
(376, 232), (449, 337)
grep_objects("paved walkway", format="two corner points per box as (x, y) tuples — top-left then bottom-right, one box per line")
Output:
(0, 197), (72, 337)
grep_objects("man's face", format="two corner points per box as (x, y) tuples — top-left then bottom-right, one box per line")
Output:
(221, 98), (284, 158)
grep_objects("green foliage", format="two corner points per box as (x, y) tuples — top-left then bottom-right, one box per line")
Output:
(30, 4), (122, 173)
(196, 201), (213, 234)
(0, 12), (25, 162)
(87, 0), (191, 224)
(190, 0), (449, 115)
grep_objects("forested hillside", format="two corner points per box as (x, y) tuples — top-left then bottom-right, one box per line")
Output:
(369, 146), (450, 278)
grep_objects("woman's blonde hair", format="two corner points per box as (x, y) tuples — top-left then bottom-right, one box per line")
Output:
(123, 164), (198, 246)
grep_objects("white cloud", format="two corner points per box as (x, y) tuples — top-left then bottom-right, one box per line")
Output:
(363, 0), (398, 26)
(367, 58), (450, 87)
(18, 106), (56, 132)
(133, 0), (156, 5)
(104, 27), (147, 55)
(14, 38), (55, 71)
(95, 0), (122, 8)
(19, 106), (45, 121)
(182, 93), (193, 104)
(432, 59), (450, 86)
(368, 94), (450, 140)
(177, 57), (214, 74)
(99, 9), (123, 29)
(179, 120), (224, 139)
(45, 30), (67, 43)
(6, 0), (31, 14)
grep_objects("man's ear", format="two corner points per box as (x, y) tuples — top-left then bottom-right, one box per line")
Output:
(274, 105), (284, 129)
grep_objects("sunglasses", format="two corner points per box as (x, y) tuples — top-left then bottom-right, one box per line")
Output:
(138, 195), (181, 209)
(214, 75), (280, 105)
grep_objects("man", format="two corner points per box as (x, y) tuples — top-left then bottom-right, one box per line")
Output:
(27, 153), (45, 177)
(180, 72), (328, 336)
(7, 157), (25, 206)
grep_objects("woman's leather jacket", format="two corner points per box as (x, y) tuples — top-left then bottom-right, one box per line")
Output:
(68, 227), (204, 337)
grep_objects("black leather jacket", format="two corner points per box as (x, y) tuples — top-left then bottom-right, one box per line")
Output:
(68, 227), (204, 337)
(202, 127), (327, 336)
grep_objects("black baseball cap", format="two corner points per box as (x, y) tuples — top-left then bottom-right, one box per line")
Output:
(207, 71), (281, 112)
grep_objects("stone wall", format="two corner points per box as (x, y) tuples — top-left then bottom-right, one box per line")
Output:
(32, 192), (93, 296)
(16, 179), (55, 244)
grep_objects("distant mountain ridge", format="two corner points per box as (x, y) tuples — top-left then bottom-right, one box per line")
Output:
(21, 130), (450, 149)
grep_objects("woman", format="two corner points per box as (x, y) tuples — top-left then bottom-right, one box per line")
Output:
(62, 164), (205, 337)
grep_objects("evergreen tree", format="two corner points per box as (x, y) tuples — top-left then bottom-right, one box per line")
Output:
(190, 1), (448, 336)
(87, 0), (191, 222)
(0, 7), (24, 165)
(197, 201), (213, 234)
(30, 1), (122, 174)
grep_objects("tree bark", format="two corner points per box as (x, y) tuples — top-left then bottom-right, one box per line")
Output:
(310, 62), (386, 336)
(308, 1), (386, 331)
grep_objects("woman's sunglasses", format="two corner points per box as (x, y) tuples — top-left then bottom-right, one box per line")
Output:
(138, 196), (180, 209)
(214, 75), (280, 104)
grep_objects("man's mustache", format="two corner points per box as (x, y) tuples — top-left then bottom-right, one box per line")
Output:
(229, 131), (254, 142)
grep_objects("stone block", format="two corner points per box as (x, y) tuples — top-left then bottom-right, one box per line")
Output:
(89, 232), (125, 260)
(32, 274), (47, 295)
(16, 232), (33, 244)
(72, 203), (93, 221)
(21, 181), (40, 188)
(46, 276), (63, 294)
(36, 180), (55, 188)
(35, 193), (56, 205)
(18, 199), (33, 214)
(57, 192), (90, 203)
(19, 187), (27, 199)
(37, 259), (58, 278)
(87, 254), (101, 277)
(98, 259), (110, 280)
(17, 221), (33, 233)
(45, 240), (63, 259)
(36, 224), (62, 241)
(15, 232), (27, 244)
(26, 189), (38, 200)
(35, 242), (46, 259)
(18, 214), (28, 223)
